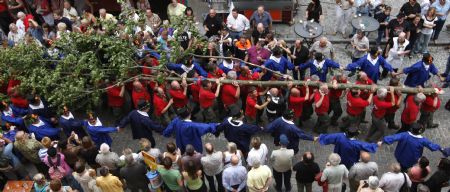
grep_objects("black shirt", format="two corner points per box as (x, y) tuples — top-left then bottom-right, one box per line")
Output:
(203, 15), (223, 38)
(293, 161), (321, 183)
(388, 19), (408, 38)
(307, 3), (322, 23)
(178, 31), (191, 50)
(405, 19), (423, 42)
(375, 12), (390, 31)
(54, 17), (73, 31)
(400, 2), (421, 20)
(290, 45), (310, 66)
(251, 29), (269, 44)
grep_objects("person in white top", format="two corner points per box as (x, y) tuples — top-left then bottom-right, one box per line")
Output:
(333, 0), (354, 37)
(7, 23), (25, 46)
(414, 7), (438, 54)
(386, 32), (410, 70)
(246, 137), (268, 168)
(270, 134), (295, 192)
(223, 142), (243, 169)
(226, 8), (250, 40)
(63, 1), (79, 22)
(379, 163), (412, 192)
(15, 12), (26, 33)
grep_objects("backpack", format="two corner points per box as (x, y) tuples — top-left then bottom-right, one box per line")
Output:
(48, 154), (67, 180)
(399, 172), (411, 192)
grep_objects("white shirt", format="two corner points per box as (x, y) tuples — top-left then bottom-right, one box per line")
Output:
(226, 14), (250, 32)
(8, 30), (25, 45)
(63, 7), (79, 21)
(379, 172), (412, 192)
(247, 143), (268, 167)
(16, 20), (25, 34)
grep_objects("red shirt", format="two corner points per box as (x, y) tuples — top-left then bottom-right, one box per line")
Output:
(356, 79), (374, 100)
(329, 78), (348, 100)
(169, 89), (188, 109)
(245, 95), (257, 118)
(346, 92), (370, 116)
(189, 84), (201, 103)
(386, 93), (400, 114)
(401, 95), (420, 124)
(142, 57), (159, 75)
(221, 84), (238, 106)
(199, 88), (216, 108)
(373, 96), (393, 119)
(207, 68), (224, 78)
(132, 89), (150, 108)
(301, 85), (315, 104)
(314, 92), (329, 115)
(421, 95), (440, 112)
(153, 94), (168, 116)
(106, 85), (124, 107)
(289, 95), (306, 118)
(0, 2), (7, 12)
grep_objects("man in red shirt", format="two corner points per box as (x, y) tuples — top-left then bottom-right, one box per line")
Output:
(288, 81), (309, 126)
(385, 78), (403, 130)
(106, 81), (125, 118)
(245, 86), (270, 125)
(221, 71), (240, 112)
(153, 87), (174, 125)
(419, 88), (444, 128)
(131, 80), (150, 109)
(341, 85), (375, 131)
(399, 93), (426, 133)
(314, 83), (330, 133)
(366, 87), (395, 142)
(329, 73), (348, 126)
(168, 79), (188, 110)
(301, 75), (320, 122)
(187, 70), (201, 120)
(198, 78), (223, 122)
(355, 72), (374, 123)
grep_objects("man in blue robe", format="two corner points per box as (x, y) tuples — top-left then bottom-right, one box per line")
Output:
(58, 106), (87, 138)
(397, 53), (439, 87)
(254, 47), (295, 80)
(319, 127), (378, 168)
(265, 110), (316, 154)
(0, 101), (27, 130)
(118, 100), (164, 147)
(28, 113), (60, 141)
(163, 107), (217, 154)
(85, 114), (118, 147)
(299, 52), (341, 82)
(27, 95), (56, 123)
(167, 56), (208, 77)
(379, 123), (442, 171)
(345, 47), (394, 83)
(215, 107), (262, 155)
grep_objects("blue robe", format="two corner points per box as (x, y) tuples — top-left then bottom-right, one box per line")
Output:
(299, 59), (340, 82)
(216, 117), (261, 154)
(10, 104), (29, 117)
(383, 132), (441, 169)
(218, 61), (234, 75)
(118, 110), (164, 140)
(59, 114), (87, 138)
(1, 107), (26, 129)
(163, 117), (217, 153)
(28, 118), (60, 141)
(346, 55), (393, 83)
(403, 61), (438, 87)
(167, 63), (208, 77)
(28, 99), (55, 123)
(265, 117), (314, 154)
(319, 133), (378, 168)
(254, 56), (295, 80)
(84, 120), (117, 147)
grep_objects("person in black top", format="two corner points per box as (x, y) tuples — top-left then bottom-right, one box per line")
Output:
(384, 13), (408, 57)
(306, 0), (323, 23)
(53, 10), (73, 31)
(424, 158), (450, 192)
(399, 0), (421, 22)
(203, 8), (223, 38)
(293, 152), (320, 192)
(374, 6), (391, 47)
(405, 14), (423, 55)
(251, 23), (269, 45)
(289, 39), (310, 80)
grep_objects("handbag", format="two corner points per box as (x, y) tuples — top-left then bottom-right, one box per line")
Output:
(399, 172), (411, 192)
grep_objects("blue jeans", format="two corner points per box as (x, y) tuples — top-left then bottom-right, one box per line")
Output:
(432, 19), (446, 40)
(2, 143), (22, 168)
(415, 33), (432, 54)
(229, 31), (243, 41)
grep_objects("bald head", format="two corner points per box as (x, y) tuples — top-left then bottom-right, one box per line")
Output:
(257, 23), (264, 32)
(156, 87), (164, 96)
(230, 155), (239, 165)
(319, 37), (328, 47)
(204, 143), (214, 154)
(398, 32), (406, 42)
(15, 131), (25, 141)
(360, 152), (371, 163)
(133, 81), (143, 90)
(358, 71), (368, 81)
(291, 87), (300, 96)
(171, 81), (180, 90)
(269, 88), (279, 96)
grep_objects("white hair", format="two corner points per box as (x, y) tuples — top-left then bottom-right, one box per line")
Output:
(368, 176), (380, 190)
(227, 71), (237, 80)
(414, 93), (426, 103)
(251, 157), (261, 168)
(377, 88), (388, 98)
(57, 22), (67, 31)
(17, 12), (25, 18)
(99, 8), (106, 14)
(328, 153), (341, 166)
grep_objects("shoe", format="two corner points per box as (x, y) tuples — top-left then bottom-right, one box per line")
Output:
(428, 124), (439, 128)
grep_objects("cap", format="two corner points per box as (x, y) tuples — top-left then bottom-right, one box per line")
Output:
(279, 134), (289, 146)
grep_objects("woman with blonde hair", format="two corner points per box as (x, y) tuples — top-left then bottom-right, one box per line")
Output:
(414, 7), (437, 54)
(223, 142), (243, 169)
